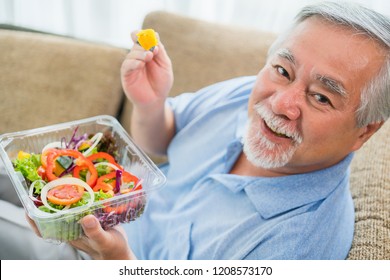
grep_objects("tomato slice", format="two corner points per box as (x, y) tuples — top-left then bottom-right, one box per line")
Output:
(46, 149), (98, 187)
(47, 184), (84, 206)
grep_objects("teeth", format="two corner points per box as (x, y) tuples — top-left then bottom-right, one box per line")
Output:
(267, 122), (290, 138)
(275, 131), (288, 137)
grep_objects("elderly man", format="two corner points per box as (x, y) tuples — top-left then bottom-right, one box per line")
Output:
(18, 1), (390, 259)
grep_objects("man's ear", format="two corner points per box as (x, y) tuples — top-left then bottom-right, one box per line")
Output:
(351, 121), (384, 151)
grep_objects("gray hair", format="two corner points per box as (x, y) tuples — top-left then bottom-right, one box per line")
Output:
(268, 1), (390, 127)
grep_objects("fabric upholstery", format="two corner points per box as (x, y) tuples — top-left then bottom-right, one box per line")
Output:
(0, 29), (127, 135)
(348, 120), (390, 259)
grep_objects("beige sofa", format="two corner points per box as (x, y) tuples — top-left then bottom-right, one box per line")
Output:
(0, 11), (389, 259)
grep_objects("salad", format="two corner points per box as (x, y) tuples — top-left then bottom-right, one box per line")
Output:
(12, 128), (146, 234)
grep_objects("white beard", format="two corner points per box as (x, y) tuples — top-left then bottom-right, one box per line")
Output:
(242, 103), (302, 169)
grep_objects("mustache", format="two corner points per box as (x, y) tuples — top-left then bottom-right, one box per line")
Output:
(254, 103), (303, 144)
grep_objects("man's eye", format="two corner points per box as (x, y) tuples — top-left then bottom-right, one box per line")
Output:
(313, 93), (331, 105)
(275, 65), (290, 79)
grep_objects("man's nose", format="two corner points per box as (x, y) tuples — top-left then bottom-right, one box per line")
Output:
(269, 85), (302, 120)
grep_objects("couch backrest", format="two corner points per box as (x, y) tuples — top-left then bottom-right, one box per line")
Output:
(0, 29), (127, 135)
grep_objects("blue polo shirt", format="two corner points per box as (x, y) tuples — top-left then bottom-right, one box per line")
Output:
(123, 76), (355, 259)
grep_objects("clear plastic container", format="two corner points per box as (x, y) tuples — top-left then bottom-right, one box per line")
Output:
(0, 115), (166, 243)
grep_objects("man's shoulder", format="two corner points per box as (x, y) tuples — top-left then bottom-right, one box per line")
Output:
(168, 75), (255, 119)
(202, 75), (257, 97)
(187, 75), (256, 107)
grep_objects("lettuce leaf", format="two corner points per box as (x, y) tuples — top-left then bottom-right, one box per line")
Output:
(13, 154), (42, 182)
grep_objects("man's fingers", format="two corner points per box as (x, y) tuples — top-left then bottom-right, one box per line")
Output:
(130, 30), (140, 44)
(69, 215), (134, 260)
(127, 48), (148, 60)
(127, 30), (169, 69)
(25, 213), (42, 237)
(79, 215), (108, 243)
(125, 48), (154, 64)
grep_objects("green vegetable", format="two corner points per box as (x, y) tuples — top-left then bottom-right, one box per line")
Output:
(96, 164), (113, 177)
(13, 154), (42, 182)
(56, 156), (73, 169)
(96, 131), (119, 160)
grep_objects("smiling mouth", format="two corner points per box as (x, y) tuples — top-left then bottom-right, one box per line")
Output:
(264, 120), (291, 139)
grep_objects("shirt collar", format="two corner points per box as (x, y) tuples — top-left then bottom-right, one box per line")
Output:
(243, 153), (353, 219)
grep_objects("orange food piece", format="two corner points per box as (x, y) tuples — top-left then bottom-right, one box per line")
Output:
(136, 29), (158, 51)
(47, 184), (84, 206)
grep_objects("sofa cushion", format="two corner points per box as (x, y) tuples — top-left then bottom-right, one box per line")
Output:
(0, 30), (127, 135)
